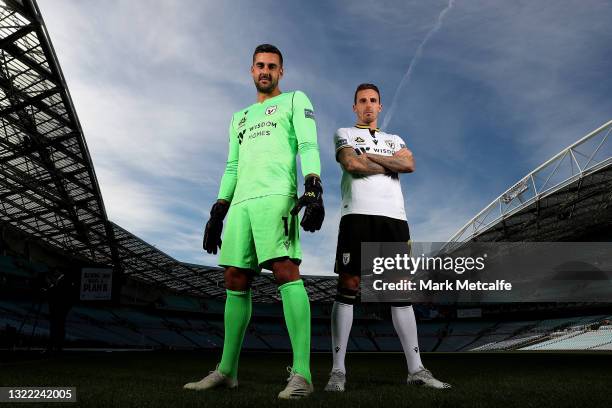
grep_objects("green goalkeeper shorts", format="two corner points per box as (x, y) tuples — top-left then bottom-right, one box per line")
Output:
(218, 195), (302, 272)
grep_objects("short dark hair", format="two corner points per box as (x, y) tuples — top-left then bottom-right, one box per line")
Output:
(253, 44), (283, 66)
(354, 83), (381, 104)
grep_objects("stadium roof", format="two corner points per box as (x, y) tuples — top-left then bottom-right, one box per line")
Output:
(445, 120), (612, 247)
(0, 0), (338, 303)
(0, 0), (116, 265)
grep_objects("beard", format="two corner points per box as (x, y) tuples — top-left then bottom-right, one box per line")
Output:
(254, 76), (277, 94)
(361, 113), (376, 123)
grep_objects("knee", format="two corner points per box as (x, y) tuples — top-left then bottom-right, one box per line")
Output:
(272, 259), (300, 286)
(336, 274), (360, 304)
(224, 267), (251, 291)
(339, 273), (360, 292)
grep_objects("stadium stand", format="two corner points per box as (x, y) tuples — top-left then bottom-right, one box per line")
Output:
(521, 326), (612, 351)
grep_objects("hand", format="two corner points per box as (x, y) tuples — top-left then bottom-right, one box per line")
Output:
(290, 175), (325, 232)
(203, 200), (229, 254)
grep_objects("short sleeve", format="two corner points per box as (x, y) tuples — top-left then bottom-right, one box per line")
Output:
(394, 134), (407, 153)
(334, 128), (352, 161)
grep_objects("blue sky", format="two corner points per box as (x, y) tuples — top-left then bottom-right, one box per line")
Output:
(39, 0), (612, 275)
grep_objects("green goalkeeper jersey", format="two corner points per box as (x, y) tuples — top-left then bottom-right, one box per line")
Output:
(217, 91), (320, 205)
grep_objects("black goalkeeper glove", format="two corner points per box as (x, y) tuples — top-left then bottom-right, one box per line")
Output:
(203, 200), (229, 254)
(290, 175), (325, 232)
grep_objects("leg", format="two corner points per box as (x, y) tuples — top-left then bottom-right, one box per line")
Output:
(383, 219), (450, 388)
(184, 266), (254, 391)
(272, 259), (312, 384)
(247, 196), (313, 398)
(392, 304), (450, 387)
(218, 267), (254, 379)
(391, 303), (424, 374)
(325, 272), (358, 392)
(331, 272), (359, 374)
(329, 214), (362, 377)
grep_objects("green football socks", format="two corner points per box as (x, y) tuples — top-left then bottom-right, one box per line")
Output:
(279, 279), (312, 383)
(218, 289), (252, 379)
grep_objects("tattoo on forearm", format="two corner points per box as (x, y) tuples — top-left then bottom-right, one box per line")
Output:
(339, 148), (388, 175)
(364, 159), (386, 173)
(368, 153), (411, 172)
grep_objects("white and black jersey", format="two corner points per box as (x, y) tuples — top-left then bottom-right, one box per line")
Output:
(334, 125), (408, 221)
(333, 125), (411, 276)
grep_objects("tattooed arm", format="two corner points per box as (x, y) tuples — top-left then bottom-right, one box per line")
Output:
(365, 148), (415, 173)
(337, 147), (388, 175)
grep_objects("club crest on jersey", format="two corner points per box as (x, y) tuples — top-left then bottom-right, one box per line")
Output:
(265, 105), (277, 115)
(385, 140), (396, 149)
(342, 253), (350, 265)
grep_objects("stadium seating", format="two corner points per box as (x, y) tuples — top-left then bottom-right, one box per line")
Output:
(521, 327), (612, 350)
(2, 297), (611, 353)
(471, 335), (543, 351)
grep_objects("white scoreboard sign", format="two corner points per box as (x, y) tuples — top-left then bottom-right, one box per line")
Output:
(80, 268), (113, 300)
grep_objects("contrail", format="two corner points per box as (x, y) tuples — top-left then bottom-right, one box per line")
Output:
(382, 0), (455, 130)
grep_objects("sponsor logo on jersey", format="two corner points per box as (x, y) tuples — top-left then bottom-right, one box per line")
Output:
(342, 253), (350, 265)
(248, 130), (271, 139)
(354, 137), (365, 144)
(249, 121), (277, 132)
(335, 138), (348, 149)
(304, 108), (315, 119)
(385, 140), (396, 150)
(247, 121), (277, 138)
(372, 147), (393, 155)
(238, 111), (248, 128)
(265, 105), (277, 115)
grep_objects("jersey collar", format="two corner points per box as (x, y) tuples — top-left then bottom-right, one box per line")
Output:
(355, 124), (380, 132)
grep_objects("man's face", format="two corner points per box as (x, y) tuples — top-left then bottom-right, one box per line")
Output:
(353, 89), (382, 124)
(251, 52), (283, 94)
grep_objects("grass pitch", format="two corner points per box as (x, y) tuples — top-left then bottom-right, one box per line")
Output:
(1, 350), (610, 407)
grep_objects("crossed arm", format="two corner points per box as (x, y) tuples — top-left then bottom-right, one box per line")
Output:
(337, 147), (415, 176)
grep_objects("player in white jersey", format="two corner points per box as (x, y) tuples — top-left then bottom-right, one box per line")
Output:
(325, 83), (451, 392)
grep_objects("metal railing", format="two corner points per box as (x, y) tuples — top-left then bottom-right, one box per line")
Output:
(446, 120), (612, 245)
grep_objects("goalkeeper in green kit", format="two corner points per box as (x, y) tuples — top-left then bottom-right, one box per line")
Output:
(183, 44), (324, 399)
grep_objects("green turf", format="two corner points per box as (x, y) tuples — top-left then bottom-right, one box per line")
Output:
(1, 351), (611, 407)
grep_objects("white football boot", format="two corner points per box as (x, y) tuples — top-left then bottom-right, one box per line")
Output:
(407, 368), (451, 389)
